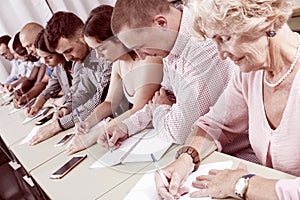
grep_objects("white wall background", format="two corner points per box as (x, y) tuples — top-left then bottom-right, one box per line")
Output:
(295, 0), (300, 8)
(0, 0), (116, 82)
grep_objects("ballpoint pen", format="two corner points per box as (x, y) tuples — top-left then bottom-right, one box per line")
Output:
(151, 153), (170, 188)
(104, 117), (112, 152)
(75, 108), (83, 123)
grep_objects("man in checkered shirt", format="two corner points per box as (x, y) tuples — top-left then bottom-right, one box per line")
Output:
(97, 0), (257, 163)
(29, 11), (111, 145)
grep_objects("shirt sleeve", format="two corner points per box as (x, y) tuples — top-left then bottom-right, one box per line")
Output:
(122, 104), (153, 136)
(59, 59), (111, 130)
(4, 60), (19, 84)
(39, 67), (62, 100)
(276, 178), (300, 200)
(194, 71), (249, 151)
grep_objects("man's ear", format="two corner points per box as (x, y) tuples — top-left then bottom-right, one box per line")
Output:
(153, 15), (167, 28)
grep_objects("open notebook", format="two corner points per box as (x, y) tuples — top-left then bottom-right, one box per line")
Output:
(90, 129), (172, 168)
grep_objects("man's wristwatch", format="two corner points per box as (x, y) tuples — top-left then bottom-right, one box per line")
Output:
(234, 174), (256, 199)
(176, 146), (200, 172)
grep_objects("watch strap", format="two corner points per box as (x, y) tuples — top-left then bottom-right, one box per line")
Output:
(176, 146), (200, 172)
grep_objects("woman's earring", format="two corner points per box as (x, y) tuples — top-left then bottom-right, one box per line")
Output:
(266, 30), (276, 37)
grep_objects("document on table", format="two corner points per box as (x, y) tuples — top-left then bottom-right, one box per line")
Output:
(19, 126), (41, 145)
(90, 129), (172, 168)
(124, 160), (233, 200)
(21, 108), (47, 124)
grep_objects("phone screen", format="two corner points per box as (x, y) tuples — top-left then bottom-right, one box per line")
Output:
(50, 155), (87, 179)
(54, 133), (75, 147)
(35, 112), (54, 125)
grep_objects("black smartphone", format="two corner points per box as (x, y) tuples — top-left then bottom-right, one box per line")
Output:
(54, 132), (75, 147)
(35, 112), (54, 125)
(50, 154), (87, 179)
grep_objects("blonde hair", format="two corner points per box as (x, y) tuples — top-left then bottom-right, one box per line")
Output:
(190, 0), (293, 38)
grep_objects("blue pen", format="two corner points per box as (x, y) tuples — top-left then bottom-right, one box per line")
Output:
(75, 108), (83, 123)
(151, 153), (170, 188)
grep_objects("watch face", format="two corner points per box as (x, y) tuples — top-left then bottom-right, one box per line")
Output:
(235, 178), (247, 194)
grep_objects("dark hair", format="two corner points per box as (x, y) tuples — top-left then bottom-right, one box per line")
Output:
(34, 29), (53, 53)
(111, 0), (170, 34)
(45, 11), (84, 51)
(0, 35), (11, 46)
(83, 5), (114, 41)
(12, 32), (38, 62)
(13, 32), (27, 56)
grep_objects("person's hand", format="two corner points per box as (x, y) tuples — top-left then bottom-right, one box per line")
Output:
(64, 130), (100, 155)
(53, 108), (69, 119)
(29, 120), (62, 145)
(17, 95), (28, 107)
(97, 121), (129, 150)
(13, 89), (22, 100)
(27, 105), (40, 117)
(74, 121), (92, 135)
(189, 163), (249, 198)
(149, 88), (174, 112)
(13, 98), (22, 109)
(155, 154), (194, 199)
(4, 84), (12, 92)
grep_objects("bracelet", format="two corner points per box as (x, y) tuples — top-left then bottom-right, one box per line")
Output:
(176, 146), (200, 172)
(57, 119), (65, 131)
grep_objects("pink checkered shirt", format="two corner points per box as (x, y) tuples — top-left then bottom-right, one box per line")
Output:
(123, 6), (237, 144)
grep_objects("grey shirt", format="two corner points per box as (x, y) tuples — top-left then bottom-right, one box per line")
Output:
(39, 63), (72, 102)
(58, 50), (112, 129)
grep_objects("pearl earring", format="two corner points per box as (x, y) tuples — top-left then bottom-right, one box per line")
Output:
(266, 30), (276, 37)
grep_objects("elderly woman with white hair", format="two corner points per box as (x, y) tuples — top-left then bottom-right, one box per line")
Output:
(155, 0), (300, 199)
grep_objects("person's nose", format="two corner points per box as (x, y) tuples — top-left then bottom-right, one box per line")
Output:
(64, 54), (73, 62)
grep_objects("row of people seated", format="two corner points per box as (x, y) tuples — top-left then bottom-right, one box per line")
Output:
(0, 0), (299, 199)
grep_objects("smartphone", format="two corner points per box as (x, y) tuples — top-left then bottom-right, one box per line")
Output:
(54, 132), (75, 147)
(50, 154), (87, 179)
(35, 112), (54, 125)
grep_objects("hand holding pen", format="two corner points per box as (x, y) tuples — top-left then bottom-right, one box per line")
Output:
(104, 117), (112, 152)
(151, 153), (170, 188)
(153, 153), (190, 199)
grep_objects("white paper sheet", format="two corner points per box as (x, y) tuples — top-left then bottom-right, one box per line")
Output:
(90, 129), (172, 168)
(124, 160), (233, 200)
(19, 126), (41, 145)
(21, 108), (47, 124)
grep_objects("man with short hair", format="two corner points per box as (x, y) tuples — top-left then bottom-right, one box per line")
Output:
(0, 35), (21, 86)
(29, 11), (111, 145)
(98, 0), (257, 163)
(14, 22), (51, 108)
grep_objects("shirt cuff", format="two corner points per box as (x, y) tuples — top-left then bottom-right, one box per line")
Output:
(122, 104), (153, 136)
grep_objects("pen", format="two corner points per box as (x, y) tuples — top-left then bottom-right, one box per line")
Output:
(151, 153), (170, 188)
(51, 98), (59, 112)
(22, 97), (36, 109)
(75, 108), (82, 123)
(104, 117), (112, 152)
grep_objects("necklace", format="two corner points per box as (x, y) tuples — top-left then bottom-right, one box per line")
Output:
(264, 33), (300, 88)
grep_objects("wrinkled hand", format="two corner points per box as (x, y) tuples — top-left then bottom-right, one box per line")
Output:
(97, 121), (129, 150)
(65, 130), (99, 155)
(189, 163), (248, 199)
(29, 120), (62, 145)
(155, 154), (193, 200)
(149, 88), (174, 112)
(53, 108), (69, 119)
